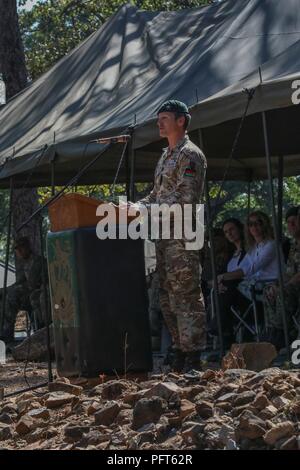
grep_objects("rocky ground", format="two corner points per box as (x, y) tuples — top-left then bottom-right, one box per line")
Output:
(1, 357), (300, 450)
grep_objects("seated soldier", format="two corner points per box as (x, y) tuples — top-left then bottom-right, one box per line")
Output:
(263, 206), (300, 350)
(0, 237), (47, 344)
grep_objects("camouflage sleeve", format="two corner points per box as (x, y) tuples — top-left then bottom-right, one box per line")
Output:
(137, 186), (157, 211)
(166, 150), (206, 206)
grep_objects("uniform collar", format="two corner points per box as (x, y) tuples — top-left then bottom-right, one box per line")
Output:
(163, 134), (189, 155)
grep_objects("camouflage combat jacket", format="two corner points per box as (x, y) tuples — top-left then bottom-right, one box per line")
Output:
(139, 135), (207, 208)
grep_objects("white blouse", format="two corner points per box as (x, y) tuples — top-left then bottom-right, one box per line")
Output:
(242, 239), (279, 281)
(227, 251), (250, 273)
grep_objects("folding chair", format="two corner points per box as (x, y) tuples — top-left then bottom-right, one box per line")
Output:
(230, 279), (277, 343)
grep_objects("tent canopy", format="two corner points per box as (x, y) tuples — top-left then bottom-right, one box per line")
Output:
(0, 0), (300, 187)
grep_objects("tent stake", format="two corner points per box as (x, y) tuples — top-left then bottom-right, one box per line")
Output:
(0, 177), (13, 336)
(261, 112), (290, 360)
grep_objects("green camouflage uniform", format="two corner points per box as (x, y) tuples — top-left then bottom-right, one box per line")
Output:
(263, 239), (300, 331)
(0, 254), (46, 339)
(139, 135), (207, 352)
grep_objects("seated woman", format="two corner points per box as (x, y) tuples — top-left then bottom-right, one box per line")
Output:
(209, 218), (250, 348)
(211, 212), (279, 348)
(238, 210), (279, 299)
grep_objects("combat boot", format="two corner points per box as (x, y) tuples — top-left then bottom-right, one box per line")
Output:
(184, 351), (202, 372)
(171, 349), (186, 373)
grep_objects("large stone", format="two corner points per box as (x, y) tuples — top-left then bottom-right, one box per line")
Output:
(290, 401), (300, 416)
(45, 392), (76, 409)
(222, 343), (277, 372)
(258, 405), (278, 420)
(64, 424), (90, 443)
(264, 422), (294, 446)
(0, 413), (14, 424)
(11, 326), (55, 362)
(217, 424), (236, 447)
(101, 380), (129, 400)
(144, 382), (182, 401)
(16, 415), (35, 435)
(27, 407), (50, 420)
(195, 401), (214, 419)
(132, 397), (167, 430)
(272, 396), (290, 410)
(216, 392), (237, 403)
(236, 413), (266, 440)
(280, 435), (298, 450)
(0, 423), (12, 441)
(234, 391), (256, 407)
(181, 422), (205, 445)
(252, 393), (271, 410)
(94, 401), (121, 426)
(179, 399), (195, 419)
(48, 382), (83, 396)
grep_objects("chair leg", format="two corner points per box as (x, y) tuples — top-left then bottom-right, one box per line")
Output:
(231, 306), (256, 336)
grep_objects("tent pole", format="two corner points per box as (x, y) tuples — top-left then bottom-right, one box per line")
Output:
(39, 217), (53, 383)
(0, 177), (13, 337)
(204, 179), (224, 359)
(129, 133), (136, 202)
(125, 144), (130, 200)
(247, 180), (251, 215)
(277, 156), (284, 246)
(51, 161), (55, 197)
(198, 129), (224, 359)
(261, 112), (290, 359)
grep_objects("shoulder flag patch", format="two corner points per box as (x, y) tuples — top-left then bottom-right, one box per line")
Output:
(183, 161), (196, 178)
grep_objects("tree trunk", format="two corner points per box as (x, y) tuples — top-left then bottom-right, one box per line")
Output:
(0, 0), (41, 260)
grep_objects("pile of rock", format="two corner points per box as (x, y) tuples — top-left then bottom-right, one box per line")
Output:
(1, 368), (300, 450)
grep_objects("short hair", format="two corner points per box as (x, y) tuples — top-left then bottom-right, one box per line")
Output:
(174, 112), (191, 130)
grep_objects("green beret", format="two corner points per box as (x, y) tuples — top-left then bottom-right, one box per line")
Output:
(157, 100), (190, 115)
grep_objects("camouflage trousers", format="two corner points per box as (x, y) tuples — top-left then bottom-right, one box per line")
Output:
(263, 282), (300, 333)
(0, 284), (46, 339)
(156, 239), (206, 352)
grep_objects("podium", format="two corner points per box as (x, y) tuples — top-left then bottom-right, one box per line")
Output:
(47, 194), (152, 377)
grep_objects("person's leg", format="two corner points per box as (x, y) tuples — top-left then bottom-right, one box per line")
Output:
(165, 239), (206, 358)
(156, 240), (180, 349)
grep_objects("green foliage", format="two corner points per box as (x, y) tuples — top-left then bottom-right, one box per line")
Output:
(19, 0), (210, 80)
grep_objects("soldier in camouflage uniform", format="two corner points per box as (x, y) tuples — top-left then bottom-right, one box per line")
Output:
(263, 207), (300, 349)
(0, 237), (46, 343)
(136, 100), (207, 372)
